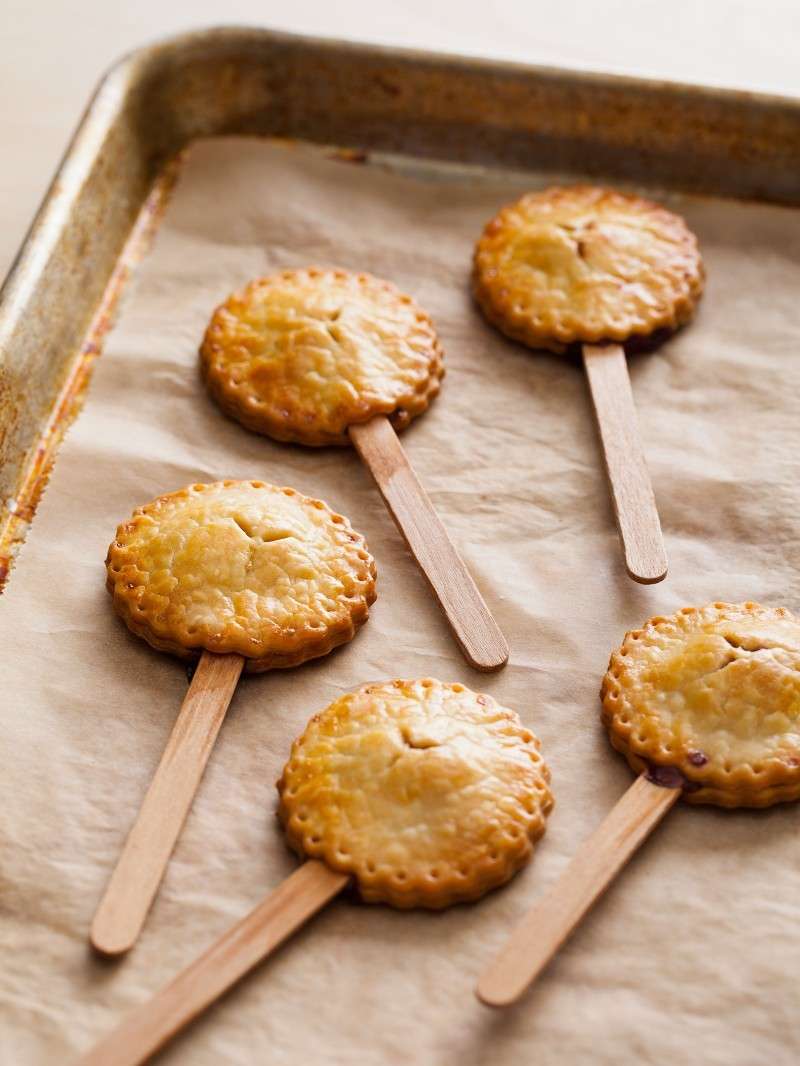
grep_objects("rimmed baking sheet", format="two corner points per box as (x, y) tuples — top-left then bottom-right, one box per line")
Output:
(2, 136), (799, 1064)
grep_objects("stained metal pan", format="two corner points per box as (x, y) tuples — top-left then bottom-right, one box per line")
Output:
(1, 25), (799, 585)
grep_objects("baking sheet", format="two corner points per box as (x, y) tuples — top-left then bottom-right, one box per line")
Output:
(2, 137), (800, 1065)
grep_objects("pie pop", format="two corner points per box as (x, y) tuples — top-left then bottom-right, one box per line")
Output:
(478, 602), (800, 1006)
(79, 679), (553, 1065)
(91, 480), (376, 955)
(473, 186), (705, 584)
(201, 267), (508, 671)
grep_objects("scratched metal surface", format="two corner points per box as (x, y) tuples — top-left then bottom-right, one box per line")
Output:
(1, 25), (799, 585)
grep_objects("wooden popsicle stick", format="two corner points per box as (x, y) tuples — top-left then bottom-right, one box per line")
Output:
(78, 861), (348, 1066)
(477, 773), (680, 1007)
(349, 415), (508, 672)
(582, 343), (668, 584)
(90, 651), (245, 956)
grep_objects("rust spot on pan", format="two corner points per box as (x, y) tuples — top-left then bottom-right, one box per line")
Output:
(0, 156), (183, 591)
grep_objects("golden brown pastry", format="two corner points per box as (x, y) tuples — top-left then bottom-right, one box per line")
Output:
(106, 480), (376, 672)
(278, 678), (553, 908)
(601, 602), (800, 807)
(473, 185), (704, 353)
(200, 268), (444, 446)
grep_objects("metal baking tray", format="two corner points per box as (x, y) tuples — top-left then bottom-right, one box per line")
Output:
(2, 25), (799, 587)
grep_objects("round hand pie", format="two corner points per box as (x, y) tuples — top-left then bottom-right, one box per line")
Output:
(473, 185), (705, 353)
(106, 480), (377, 672)
(477, 602), (800, 1007)
(79, 680), (552, 1054)
(200, 267), (444, 445)
(601, 602), (800, 807)
(278, 678), (553, 908)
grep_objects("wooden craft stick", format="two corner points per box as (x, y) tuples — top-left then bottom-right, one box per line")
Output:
(477, 773), (680, 1007)
(79, 861), (348, 1066)
(349, 415), (508, 671)
(582, 343), (668, 584)
(90, 651), (245, 957)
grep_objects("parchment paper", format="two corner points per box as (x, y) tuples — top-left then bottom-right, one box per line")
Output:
(2, 138), (800, 1066)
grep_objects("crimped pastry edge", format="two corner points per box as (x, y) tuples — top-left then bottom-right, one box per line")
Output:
(277, 679), (554, 909)
(106, 480), (377, 673)
(601, 601), (800, 808)
(200, 267), (445, 447)
(472, 185), (706, 354)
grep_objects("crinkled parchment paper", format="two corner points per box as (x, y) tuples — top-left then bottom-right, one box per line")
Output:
(2, 138), (800, 1065)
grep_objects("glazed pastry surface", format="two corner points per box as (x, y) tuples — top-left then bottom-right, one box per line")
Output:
(602, 602), (800, 806)
(278, 678), (553, 907)
(201, 268), (444, 445)
(106, 480), (376, 671)
(473, 185), (704, 353)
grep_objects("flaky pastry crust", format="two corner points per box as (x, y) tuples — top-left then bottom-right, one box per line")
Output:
(200, 268), (444, 446)
(106, 480), (376, 672)
(473, 185), (705, 353)
(602, 602), (800, 807)
(278, 679), (553, 908)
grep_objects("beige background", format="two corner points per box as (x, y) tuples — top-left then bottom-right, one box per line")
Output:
(2, 1), (800, 281)
(1, 136), (799, 1064)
